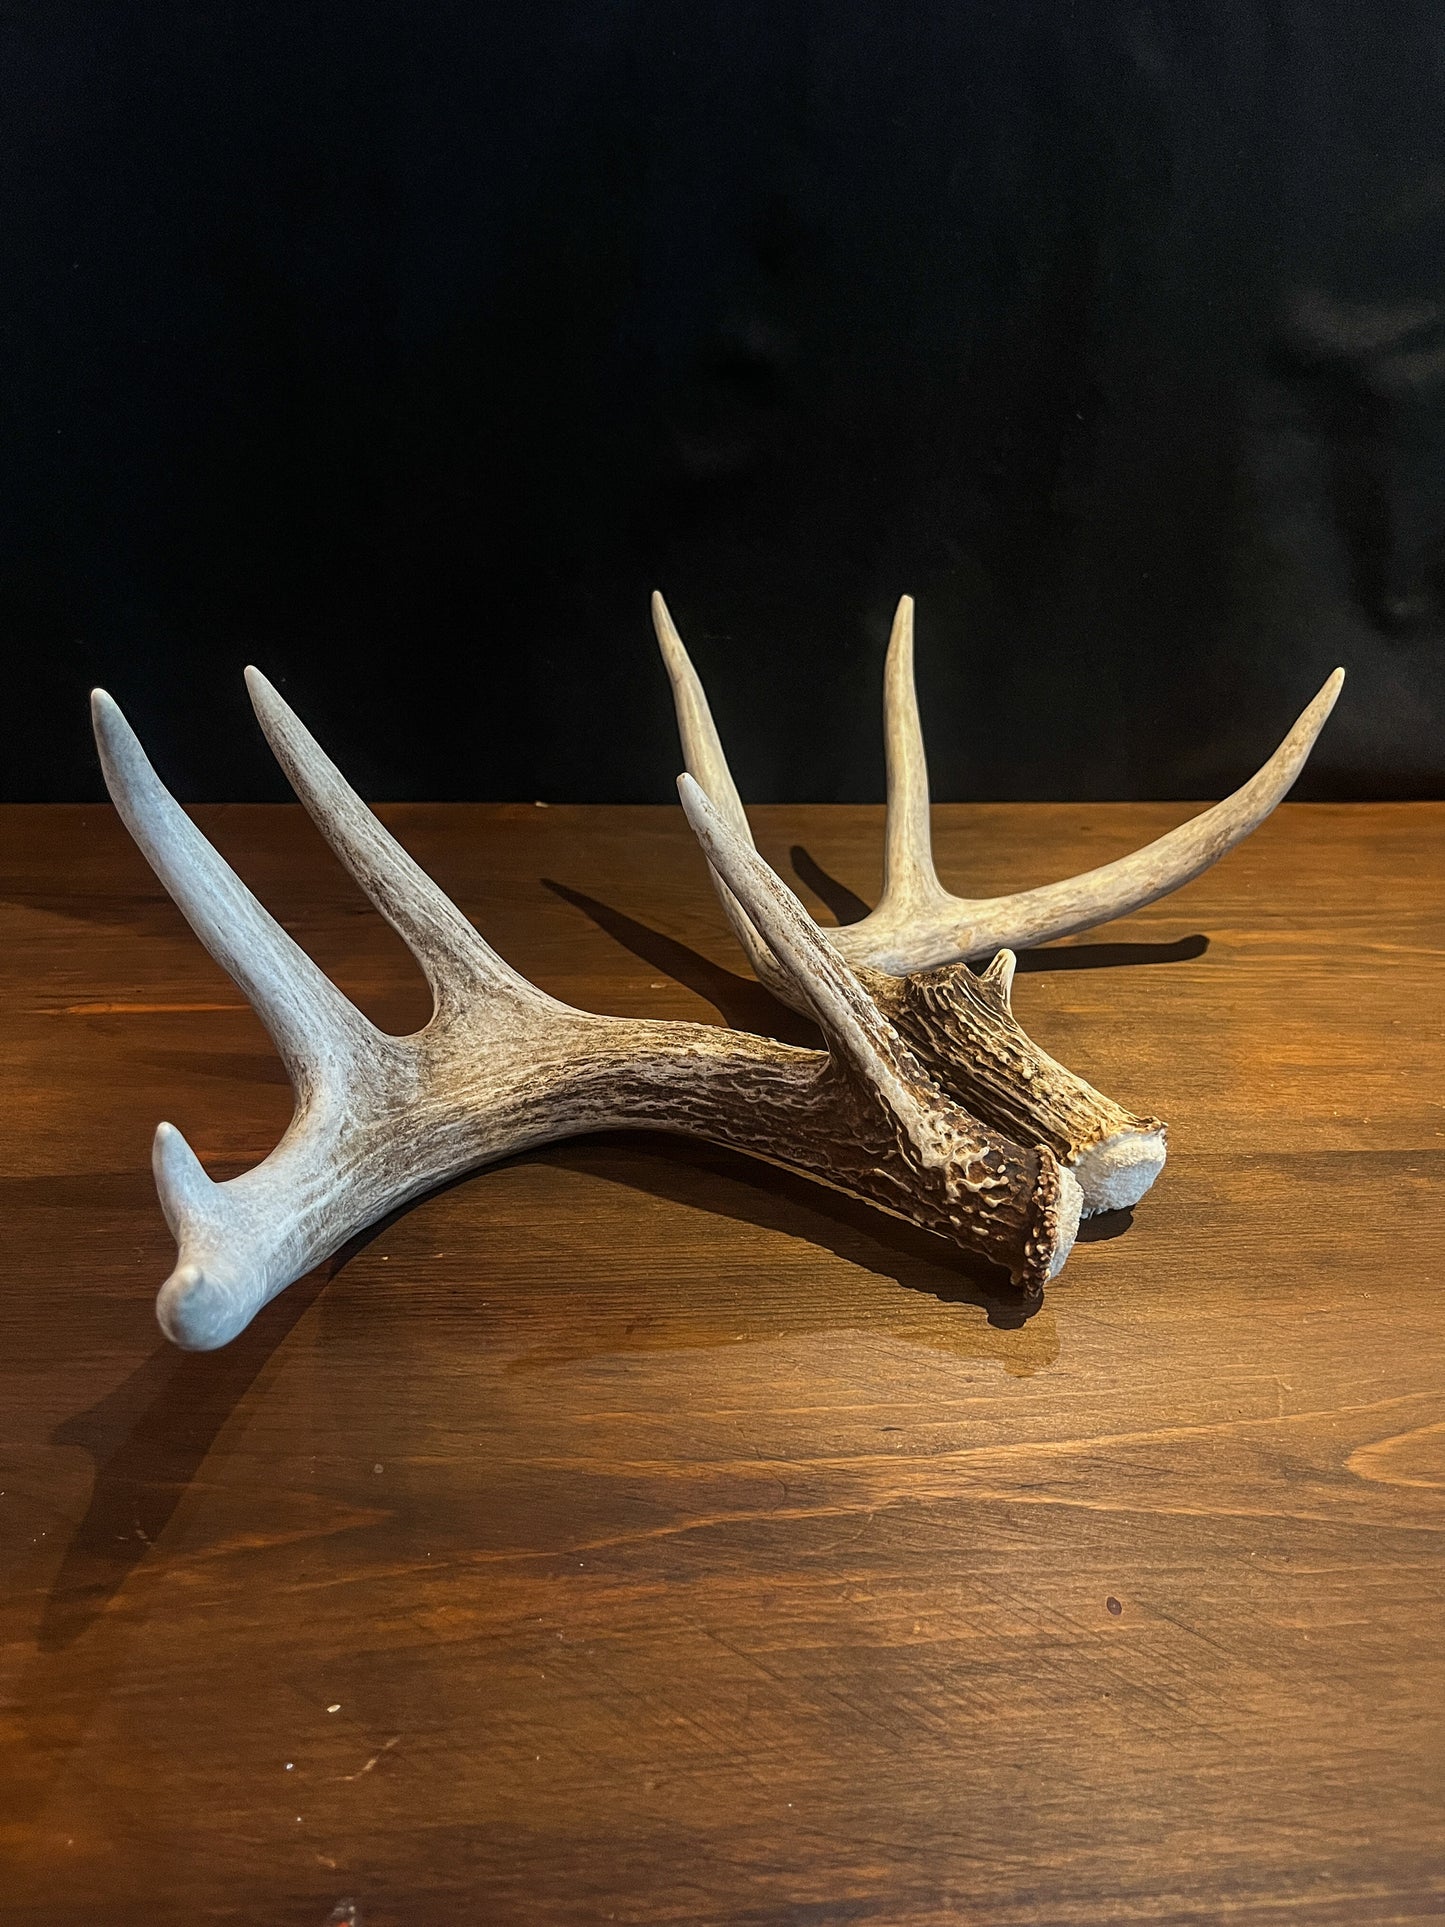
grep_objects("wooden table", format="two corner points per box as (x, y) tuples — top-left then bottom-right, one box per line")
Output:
(2, 799), (1442, 1925)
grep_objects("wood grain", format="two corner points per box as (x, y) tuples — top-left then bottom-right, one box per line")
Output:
(1, 799), (1443, 1925)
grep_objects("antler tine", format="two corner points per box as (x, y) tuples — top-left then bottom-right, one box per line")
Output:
(651, 592), (794, 1004)
(651, 593), (753, 844)
(244, 668), (540, 1015)
(879, 595), (945, 913)
(93, 688), (407, 1349)
(91, 689), (372, 1082)
(903, 666), (1347, 969)
(980, 948), (1017, 1009)
(678, 774), (944, 1161)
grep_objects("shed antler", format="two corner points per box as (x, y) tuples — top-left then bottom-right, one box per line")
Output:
(655, 591), (1343, 976)
(654, 593), (1342, 1213)
(93, 676), (1086, 1351)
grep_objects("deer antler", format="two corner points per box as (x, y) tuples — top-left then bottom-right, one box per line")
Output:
(655, 591), (1343, 976)
(654, 594), (1341, 1213)
(92, 675), (1087, 1351)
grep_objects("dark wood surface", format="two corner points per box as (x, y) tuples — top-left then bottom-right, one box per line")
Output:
(2, 799), (1443, 1926)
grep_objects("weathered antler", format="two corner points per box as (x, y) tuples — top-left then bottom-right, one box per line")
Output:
(92, 675), (1086, 1351)
(654, 593), (1340, 1212)
(655, 591), (1343, 975)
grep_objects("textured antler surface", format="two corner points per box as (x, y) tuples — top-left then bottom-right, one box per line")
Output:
(655, 592), (1344, 1210)
(856, 952), (1164, 1216)
(93, 679), (1085, 1351)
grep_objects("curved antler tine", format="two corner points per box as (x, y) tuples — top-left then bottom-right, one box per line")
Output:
(654, 592), (796, 1002)
(677, 775), (945, 1159)
(949, 668), (1346, 959)
(91, 689), (370, 1082)
(879, 595), (944, 910)
(244, 668), (535, 1012)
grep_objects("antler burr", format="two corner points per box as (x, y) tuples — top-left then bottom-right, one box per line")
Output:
(92, 675), (1085, 1351)
(654, 592), (1343, 1213)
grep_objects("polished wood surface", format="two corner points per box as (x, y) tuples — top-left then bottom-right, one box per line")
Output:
(2, 799), (1443, 1925)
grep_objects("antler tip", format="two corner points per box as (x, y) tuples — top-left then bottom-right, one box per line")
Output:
(243, 664), (283, 720)
(652, 589), (682, 651)
(1304, 665), (1346, 724)
(887, 595), (915, 646)
(1287, 664), (1346, 751)
(675, 769), (711, 829)
(90, 687), (141, 776)
(152, 1118), (217, 1230)
(981, 948), (1017, 1008)
(676, 770), (726, 833)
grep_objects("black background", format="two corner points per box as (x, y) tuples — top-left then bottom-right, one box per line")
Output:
(3, 2), (1443, 804)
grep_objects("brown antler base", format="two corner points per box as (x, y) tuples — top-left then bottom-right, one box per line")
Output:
(862, 954), (1166, 1215)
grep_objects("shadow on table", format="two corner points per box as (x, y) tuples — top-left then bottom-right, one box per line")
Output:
(550, 869), (1208, 1022)
(542, 879), (821, 1043)
(5, 1261), (340, 1831)
(1077, 1207), (1135, 1244)
(786, 845), (873, 925)
(39, 1269), (332, 1654)
(541, 1132), (1046, 1332)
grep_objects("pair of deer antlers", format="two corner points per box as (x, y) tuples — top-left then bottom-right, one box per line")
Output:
(92, 599), (1343, 1349)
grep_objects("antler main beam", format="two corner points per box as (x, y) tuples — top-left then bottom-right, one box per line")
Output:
(93, 678), (1087, 1351)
